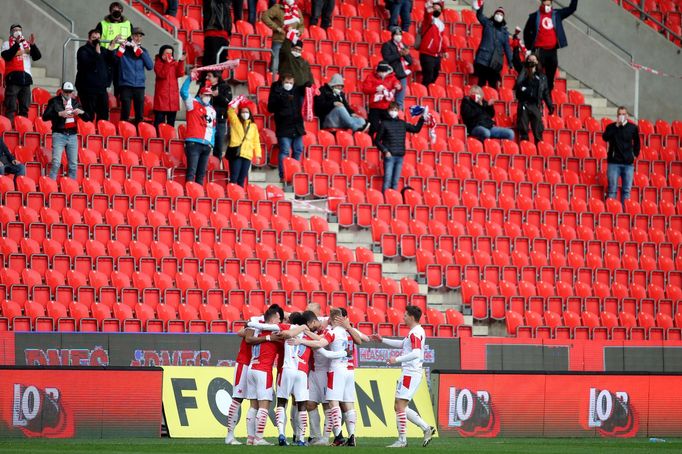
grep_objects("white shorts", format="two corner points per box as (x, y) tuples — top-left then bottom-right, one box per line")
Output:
(245, 368), (274, 401)
(395, 371), (422, 401)
(325, 368), (355, 403)
(276, 368), (309, 402)
(231, 362), (250, 399)
(308, 370), (327, 404)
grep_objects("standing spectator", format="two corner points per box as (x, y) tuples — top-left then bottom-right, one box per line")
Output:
(375, 102), (424, 193)
(153, 45), (186, 129)
(418, 0), (446, 86)
(381, 27), (412, 109)
(166, 0), (179, 17)
(1, 24), (41, 123)
(603, 107), (640, 206)
(115, 28), (153, 125)
(473, 3), (512, 89)
(180, 77), (217, 185)
(310, 0), (334, 30)
(278, 39), (314, 89)
(523, 0), (578, 92)
(267, 73), (305, 181)
(314, 74), (369, 132)
(203, 0), (231, 66)
(460, 85), (514, 142)
(515, 53), (554, 143)
(362, 61), (401, 136)
(262, 0), (305, 77)
(388, 0), (413, 32)
(76, 29), (116, 123)
(229, 0), (244, 23)
(43, 82), (89, 180)
(95, 2), (133, 97)
(226, 96), (261, 187)
(202, 71), (233, 159)
(0, 137), (25, 178)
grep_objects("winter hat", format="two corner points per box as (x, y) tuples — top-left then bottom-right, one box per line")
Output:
(377, 61), (392, 73)
(410, 105), (426, 117)
(494, 7), (505, 16)
(329, 74), (344, 87)
(390, 26), (402, 37)
(238, 99), (256, 113)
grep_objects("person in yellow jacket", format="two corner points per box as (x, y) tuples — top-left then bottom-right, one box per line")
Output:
(226, 96), (261, 187)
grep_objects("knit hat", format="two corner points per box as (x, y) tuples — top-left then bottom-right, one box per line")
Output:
(329, 74), (344, 87)
(238, 99), (256, 113)
(494, 6), (505, 16)
(377, 61), (392, 73)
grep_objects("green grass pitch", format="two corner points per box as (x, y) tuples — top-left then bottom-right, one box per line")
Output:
(0, 438), (681, 453)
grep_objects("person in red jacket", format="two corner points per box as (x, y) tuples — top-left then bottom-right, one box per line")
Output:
(418, 0), (447, 86)
(362, 61), (401, 136)
(153, 45), (186, 130)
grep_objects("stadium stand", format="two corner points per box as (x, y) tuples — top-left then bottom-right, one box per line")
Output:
(615, 0), (682, 46)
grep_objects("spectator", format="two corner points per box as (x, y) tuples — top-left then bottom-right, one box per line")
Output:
(388, 0), (413, 32)
(95, 2), (133, 97)
(278, 39), (314, 89)
(115, 28), (153, 125)
(381, 27), (412, 108)
(203, 0), (231, 66)
(314, 74), (369, 132)
(267, 73), (305, 181)
(166, 0), (179, 17)
(262, 0), (305, 77)
(226, 96), (261, 187)
(1, 24), (41, 123)
(0, 137), (25, 178)
(310, 0), (334, 29)
(76, 29), (116, 123)
(523, 0), (578, 92)
(473, 3), (512, 89)
(460, 85), (514, 142)
(229, 0), (244, 24)
(362, 61), (401, 136)
(153, 45), (186, 129)
(375, 102), (424, 193)
(180, 77), (217, 185)
(43, 82), (89, 180)
(603, 107), (640, 206)
(515, 53), (553, 143)
(202, 71), (233, 159)
(418, 0), (446, 86)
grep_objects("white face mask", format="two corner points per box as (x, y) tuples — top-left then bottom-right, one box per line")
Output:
(283, 82), (294, 91)
(291, 50), (302, 58)
(618, 114), (627, 125)
(494, 13), (504, 23)
(201, 96), (212, 105)
(388, 110), (399, 119)
(378, 71), (388, 79)
(544, 4), (552, 13)
(241, 112), (250, 121)
(474, 94), (482, 103)
(13, 31), (21, 39)
(393, 35), (402, 43)
(332, 88), (342, 96)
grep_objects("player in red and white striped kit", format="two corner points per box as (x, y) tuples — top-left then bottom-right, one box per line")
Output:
(371, 306), (436, 448)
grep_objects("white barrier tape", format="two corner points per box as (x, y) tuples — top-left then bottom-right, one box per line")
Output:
(630, 62), (682, 80)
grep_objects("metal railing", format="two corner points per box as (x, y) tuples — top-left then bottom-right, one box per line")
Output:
(215, 45), (272, 64)
(617, 0), (682, 44)
(128, 0), (179, 39)
(61, 38), (90, 85)
(36, 0), (75, 35)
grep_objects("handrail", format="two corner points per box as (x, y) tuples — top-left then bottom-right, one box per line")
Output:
(129, 0), (178, 39)
(35, 0), (75, 35)
(617, 0), (682, 43)
(216, 45), (272, 63)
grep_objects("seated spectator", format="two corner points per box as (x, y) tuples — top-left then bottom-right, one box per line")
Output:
(460, 85), (514, 142)
(115, 28), (153, 125)
(473, 2), (513, 88)
(153, 45), (186, 129)
(418, 0), (447, 86)
(95, 1), (133, 96)
(262, 0), (304, 77)
(314, 74), (369, 132)
(381, 27), (412, 109)
(180, 77), (217, 185)
(375, 102), (424, 193)
(0, 136), (25, 177)
(278, 39), (314, 89)
(267, 73), (306, 181)
(43, 82), (89, 180)
(201, 71), (233, 159)
(227, 96), (261, 187)
(388, 0), (413, 32)
(362, 61), (401, 136)
(203, 0), (231, 65)
(1, 24), (41, 123)
(76, 29), (116, 123)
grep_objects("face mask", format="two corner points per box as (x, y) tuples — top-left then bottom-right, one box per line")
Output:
(378, 71), (388, 79)
(112, 10), (122, 19)
(526, 60), (537, 68)
(618, 114), (627, 124)
(332, 88), (342, 96)
(473, 94), (482, 103)
(494, 14), (504, 23)
(201, 96), (212, 104)
(62, 93), (72, 101)
(283, 82), (294, 91)
(393, 35), (402, 43)
(13, 31), (22, 39)
(92, 39), (100, 46)
(432, 9), (442, 18)
(241, 112), (250, 121)
(291, 50), (302, 58)
(388, 110), (399, 119)
(543, 5), (552, 13)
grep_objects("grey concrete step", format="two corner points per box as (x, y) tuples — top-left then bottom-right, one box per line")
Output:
(32, 66), (47, 79)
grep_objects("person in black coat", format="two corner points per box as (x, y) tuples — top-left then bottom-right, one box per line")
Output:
(473, 4), (512, 89)
(0, 137), (25, 178)
(515, 54), (554, 143)
(375, 102), (424, 193)
(76, 29), (117, 122)
(381, 27), (413, 108)
(603, 107), (640, 206)
(267, 73), (306, 180)
(203, 0), (231, 65)
(314, 74), (369, 132)
(460, 85), (514, 142)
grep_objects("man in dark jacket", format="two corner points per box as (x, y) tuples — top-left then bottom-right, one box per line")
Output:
(523, 0), (578, 92)
(603, 107), (640, 206)
(375, 102), (424, 193)
(461, 85), (514, 142)
(0, 137), (25, 177)
(43, 82), (90, 180)
(473, 3), (513, 88)
(202, 71), (233, 159)
(314, 74), (368, 132)
(278, 39), (314, 89)
(268, 73), (306, 180)
(115, 28), (153, 125)
(1, 24), (41, 122)
(381, 27), (412, 108)
(76, 29), (116, 123)
(515, 54), (554, 143)
(203, 0), (231, 65)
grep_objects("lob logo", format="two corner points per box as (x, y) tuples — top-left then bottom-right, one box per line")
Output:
(587, 388), (638, 437)
(447, 387), (499, 437)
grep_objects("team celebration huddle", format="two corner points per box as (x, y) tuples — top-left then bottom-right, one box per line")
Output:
(224, 303), (436, 448)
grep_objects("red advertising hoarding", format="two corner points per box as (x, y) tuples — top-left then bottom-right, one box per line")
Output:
(437, 372), (682, 438)
(0, 367), (163, 438)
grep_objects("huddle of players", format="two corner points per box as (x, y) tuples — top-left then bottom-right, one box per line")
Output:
(224, 303), (436, 448)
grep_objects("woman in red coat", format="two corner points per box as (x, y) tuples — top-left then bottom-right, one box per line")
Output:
(153, 45), (185, 129)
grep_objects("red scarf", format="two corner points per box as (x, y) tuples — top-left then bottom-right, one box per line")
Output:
(283, 2), (301, 31)
(8, 36), (30, 53)
(395, 40), (412, 76)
